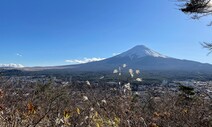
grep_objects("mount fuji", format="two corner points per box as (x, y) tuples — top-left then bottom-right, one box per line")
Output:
(56, 45), (212, 72)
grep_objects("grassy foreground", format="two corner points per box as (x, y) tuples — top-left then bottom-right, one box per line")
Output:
(0, 79), (211, 127)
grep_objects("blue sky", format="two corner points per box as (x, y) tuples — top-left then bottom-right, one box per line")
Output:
(0, 0), (211, 67)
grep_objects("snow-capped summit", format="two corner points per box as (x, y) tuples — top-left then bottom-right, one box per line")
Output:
(118, 45), (168, 59)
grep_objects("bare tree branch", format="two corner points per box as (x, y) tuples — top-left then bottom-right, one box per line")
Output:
(178, 0), (212, 52)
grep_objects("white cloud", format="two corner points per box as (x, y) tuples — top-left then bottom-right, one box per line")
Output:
(65, 57), (105, 64)
(16, 53), (22, 57)
(0, 63), (25, 68)
(112, 53), (120, 56)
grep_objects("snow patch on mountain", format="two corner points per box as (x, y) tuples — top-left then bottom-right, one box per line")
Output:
(118, 45), (168, 59)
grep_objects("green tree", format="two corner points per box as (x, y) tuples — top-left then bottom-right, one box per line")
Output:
(179, 85), (195, 97)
